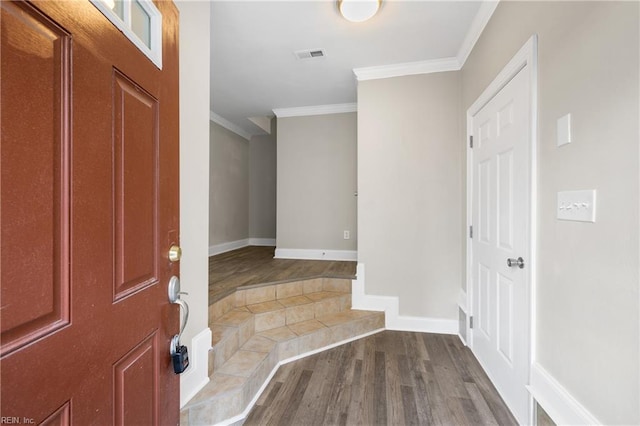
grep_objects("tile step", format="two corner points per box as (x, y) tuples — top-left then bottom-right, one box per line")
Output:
(208, 289), (352, 376)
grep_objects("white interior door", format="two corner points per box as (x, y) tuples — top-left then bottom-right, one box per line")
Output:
(471, 65), (532, 424)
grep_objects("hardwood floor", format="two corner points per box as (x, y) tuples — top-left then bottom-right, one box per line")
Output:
(244, 331), (517, 426)
(209, 246), (356, 304)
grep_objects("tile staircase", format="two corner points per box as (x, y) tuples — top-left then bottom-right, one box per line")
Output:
(180, 277), (385, 425)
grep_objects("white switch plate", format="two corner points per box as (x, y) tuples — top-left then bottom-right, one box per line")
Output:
(557, 190), (596, 222)
(557, 113), (572, 147)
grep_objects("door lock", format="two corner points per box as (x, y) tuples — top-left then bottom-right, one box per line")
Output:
(507, 257), (525, 269)
(168, 245), (182, 262)
(171, 335), (189, 374)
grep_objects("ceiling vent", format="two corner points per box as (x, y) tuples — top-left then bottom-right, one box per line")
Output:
(294, 49), (326, 60)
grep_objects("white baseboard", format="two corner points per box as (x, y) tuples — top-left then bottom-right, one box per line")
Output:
(528, 362), (600, 426)
(274, 248), (357, 261)
(180, 327), (212, 409)
(351, 263), (457, 335)
(248, 238), (275, 246)
(209, 238), (277, 256)
(209, 239), (249, 256)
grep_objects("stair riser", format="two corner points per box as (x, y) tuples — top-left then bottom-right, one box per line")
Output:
(252, 293), (351, 332)
(189, 386), (248, 425)
(208, 329), (239, 377)
(208, 278), (352, 324)
(210, 292), (354, 376)
(208, 293), (235, 324)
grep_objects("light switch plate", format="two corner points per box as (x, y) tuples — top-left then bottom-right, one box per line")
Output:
(557, 190), (596, 222)
(557, 113), (572, 147)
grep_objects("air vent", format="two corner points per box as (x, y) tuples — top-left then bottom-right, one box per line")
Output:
(294, 48), (326, 60)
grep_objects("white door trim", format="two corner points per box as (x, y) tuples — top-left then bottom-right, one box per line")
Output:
(465, 35), (538, 424)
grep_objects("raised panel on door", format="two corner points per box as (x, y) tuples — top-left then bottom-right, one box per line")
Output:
(0, 0), (71, 357)
(497, 149), (514, 252)
(477, 263), (491, 339)
(114, 332), (159, 425)
(113, 70), (160, 302)
(40, 401), (71, 426)
(496, 272), (514, 364)
(477, 159), (492, 245)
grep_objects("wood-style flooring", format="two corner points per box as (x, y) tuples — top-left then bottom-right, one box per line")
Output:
(209, 246), (356, 304)
(244, 331), (517, 426)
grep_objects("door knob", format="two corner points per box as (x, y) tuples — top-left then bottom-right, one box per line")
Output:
(507, 257), (525, 269)
(168, 245), (182, 262)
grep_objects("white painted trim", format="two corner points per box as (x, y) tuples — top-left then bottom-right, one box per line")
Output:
(180, 327), (212, 409)
(353, 57), (460, 82)
(209, 239), (276, 256)
(248, 238), (276, 246)
(456, 1), (500, 67)
(90, 0), (163, 69)
(466, 35), (538, 425)
(214, 328), (385, 426)
(272, 103), (357, 118)
(458, 289), (468, 313)
(247, 116), (272, 135)
(210, 111), (252, 141)
(209, 239), (249, 256)
(458, 289), (469, 345)
(274, 248), (357, 261)
(528, 363), (600, 426)
(351, 263), (457, 335)
(387, 314), (457, 335)
(350, 0), (498, 82)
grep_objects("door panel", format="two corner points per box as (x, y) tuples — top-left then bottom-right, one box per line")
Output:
(1, 1), (180, 423)
(497, 272), (514, 363)
(497, 149), (514, 251)
(477, 263), (491, 338)
(0, 0), (71, 357)
(114, 332), (158, 425)
(41, 401), (71, 426)
(471, 66), (530, 423)
(113, 70), (160, 301)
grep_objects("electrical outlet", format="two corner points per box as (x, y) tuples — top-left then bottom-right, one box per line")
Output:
(343, 230), (350, 240)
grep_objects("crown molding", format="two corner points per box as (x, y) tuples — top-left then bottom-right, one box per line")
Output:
(210, 111), (252, 141)
(456, 0), (500, 67)
(273, 103), (357, 118)
(351, 0), (499, 82)
(352, 57), (461, 82)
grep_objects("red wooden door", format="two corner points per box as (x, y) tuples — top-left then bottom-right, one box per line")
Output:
(1, 1), (180, 424)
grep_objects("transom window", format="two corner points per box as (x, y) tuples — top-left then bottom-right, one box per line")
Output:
(91, 0), (162, 69)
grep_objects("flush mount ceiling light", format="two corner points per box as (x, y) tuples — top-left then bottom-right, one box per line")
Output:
(338, 0), (381, 23)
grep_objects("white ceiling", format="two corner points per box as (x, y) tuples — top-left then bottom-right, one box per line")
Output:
(210, 1), (495, 137)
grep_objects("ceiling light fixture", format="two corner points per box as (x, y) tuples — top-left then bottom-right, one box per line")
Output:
(338, 0), (381, 23)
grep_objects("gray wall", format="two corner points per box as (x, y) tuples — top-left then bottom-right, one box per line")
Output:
(276, 113), (357, 252)
(209, 121), (249, 246)
(249, 122), (277, 240)
(358, 72), (462, 319)
(461, 2), (639, 424)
